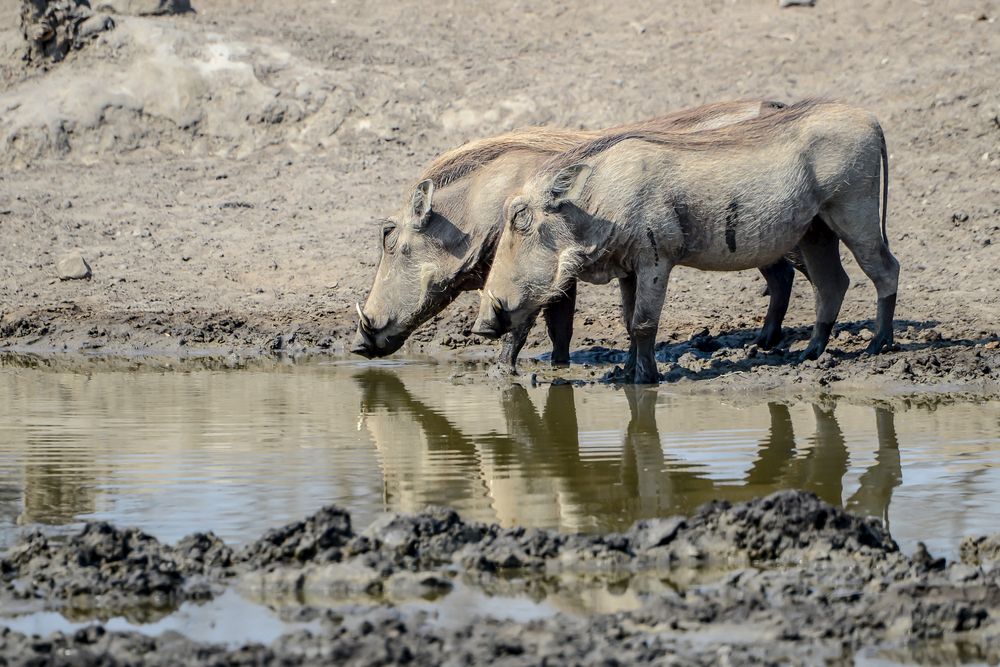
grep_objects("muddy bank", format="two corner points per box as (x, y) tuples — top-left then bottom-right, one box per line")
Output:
(3, 492), (1000, 664)
(4, 327), (1000, 401)
(1, 0), (999, 395)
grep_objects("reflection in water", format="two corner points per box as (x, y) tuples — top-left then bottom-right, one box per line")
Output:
(0, 361), (997, 557)
(356, 370), (903, 533)
(21, 437), (98, 527)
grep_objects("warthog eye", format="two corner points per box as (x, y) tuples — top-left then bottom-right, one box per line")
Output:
(381, 220), (398, 252)
(510, 205), (532, 233)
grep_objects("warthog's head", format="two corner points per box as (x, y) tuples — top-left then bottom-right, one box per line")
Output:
(351, 179), (474, 358)
(472, 163), (593, 339)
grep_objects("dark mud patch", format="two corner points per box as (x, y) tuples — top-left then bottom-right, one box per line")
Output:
(4, 492), (1000, 664)
(1, 523), (232, 617)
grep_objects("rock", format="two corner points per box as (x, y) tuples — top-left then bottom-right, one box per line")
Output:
(628, 517), (686, 551)
(56, 252), (92, 280)
(93, 0), (192, 15)
(779, 0), (816, 6)
(78, 13), (115, 39)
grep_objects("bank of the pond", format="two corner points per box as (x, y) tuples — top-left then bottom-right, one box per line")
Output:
(3, 337), (1000, 399)
(2, 492), (1000, 665)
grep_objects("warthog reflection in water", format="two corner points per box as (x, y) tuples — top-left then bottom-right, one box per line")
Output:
(354, 369), (901, 532)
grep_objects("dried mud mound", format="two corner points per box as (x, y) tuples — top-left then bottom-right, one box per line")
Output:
(3, 491), (1000, 664)
(2, 14), (357, 165)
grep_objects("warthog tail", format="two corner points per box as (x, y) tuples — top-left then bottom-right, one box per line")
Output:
(877, 123), (889, 248)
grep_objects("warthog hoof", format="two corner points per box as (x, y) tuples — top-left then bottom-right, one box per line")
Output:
(755, 325), (783, 350)
(864, 333), (894, 355)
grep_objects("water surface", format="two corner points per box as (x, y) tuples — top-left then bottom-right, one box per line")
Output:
(2, 357), (999, 560)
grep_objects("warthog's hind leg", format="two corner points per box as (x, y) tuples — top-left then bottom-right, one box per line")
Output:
(756, 259), (795, 349)
(543, 280), (576, 367)
(823, 202), (899, 355)
(799, 218), (850, 361)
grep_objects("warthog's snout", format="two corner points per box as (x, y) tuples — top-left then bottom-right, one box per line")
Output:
(471, 290), (511, 340)
(350, 326), (377, 358)
(350, 303), (405, 358)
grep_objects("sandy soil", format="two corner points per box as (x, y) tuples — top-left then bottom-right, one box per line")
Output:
(1, 0), (999, 390)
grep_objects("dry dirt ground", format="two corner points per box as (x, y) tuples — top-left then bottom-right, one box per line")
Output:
(1, 0), (999, 389)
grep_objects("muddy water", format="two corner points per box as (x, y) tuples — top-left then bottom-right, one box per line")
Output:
(2, 358), (1000, 561)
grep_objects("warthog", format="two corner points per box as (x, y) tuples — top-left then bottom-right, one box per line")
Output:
(473, 100), (898, 384)
(351, 100), (804, 368)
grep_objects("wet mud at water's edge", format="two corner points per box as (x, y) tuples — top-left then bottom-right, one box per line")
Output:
(3, 492), (1000, 665)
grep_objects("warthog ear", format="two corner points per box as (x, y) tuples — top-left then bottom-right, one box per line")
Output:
(547, 164), (592, 208)
(411, 179), (434, 228)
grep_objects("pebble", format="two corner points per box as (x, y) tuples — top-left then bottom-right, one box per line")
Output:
(56, 252), (92, 280)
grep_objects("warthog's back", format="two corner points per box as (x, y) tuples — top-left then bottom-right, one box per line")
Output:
(570, 101), (884, 271)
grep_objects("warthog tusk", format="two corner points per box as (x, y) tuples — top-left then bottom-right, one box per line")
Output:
(486, 289), (502, 310)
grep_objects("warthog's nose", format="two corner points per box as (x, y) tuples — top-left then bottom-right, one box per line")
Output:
(350, 302), (379, 358)
(472, 290), (511, 340)
(350, 328), (376, 358)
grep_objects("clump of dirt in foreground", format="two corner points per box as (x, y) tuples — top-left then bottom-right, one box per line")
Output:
(3, 491), (1000, 664)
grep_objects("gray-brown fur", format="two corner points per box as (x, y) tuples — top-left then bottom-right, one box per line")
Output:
(419, 99), (789, 190)
(546, 100), (825, 170)
(351, 100), (797, 366)
(474, 101), (899, 384)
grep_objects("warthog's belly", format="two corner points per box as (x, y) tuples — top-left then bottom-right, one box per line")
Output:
(677, 195), (819, 272)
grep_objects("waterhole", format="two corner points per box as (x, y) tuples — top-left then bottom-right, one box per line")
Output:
(1, 357), (999, 556)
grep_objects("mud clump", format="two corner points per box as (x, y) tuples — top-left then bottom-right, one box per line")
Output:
(1, 522), (231, 612)
(961, 534), (1000, 571)
(4, 491), (1000, 665)
(239, 505), (353, 569)
(676, 491), (897, 561)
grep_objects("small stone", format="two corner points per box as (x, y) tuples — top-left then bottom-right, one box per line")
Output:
(779, 0), (815, 6)
(78, 14), (115, 39)
(56, 253), (92, 280)
(952, 211), (970, 223)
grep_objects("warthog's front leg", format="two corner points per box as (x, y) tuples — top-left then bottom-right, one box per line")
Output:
(543, 280), (576, 367)
(618, 274), (637, 376)
(631, 265), (672, 384)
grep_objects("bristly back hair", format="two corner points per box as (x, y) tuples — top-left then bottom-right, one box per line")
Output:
(418, 127), (596, 189)
(416, 99), (795, 190)
(542, 99), (828, 173)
